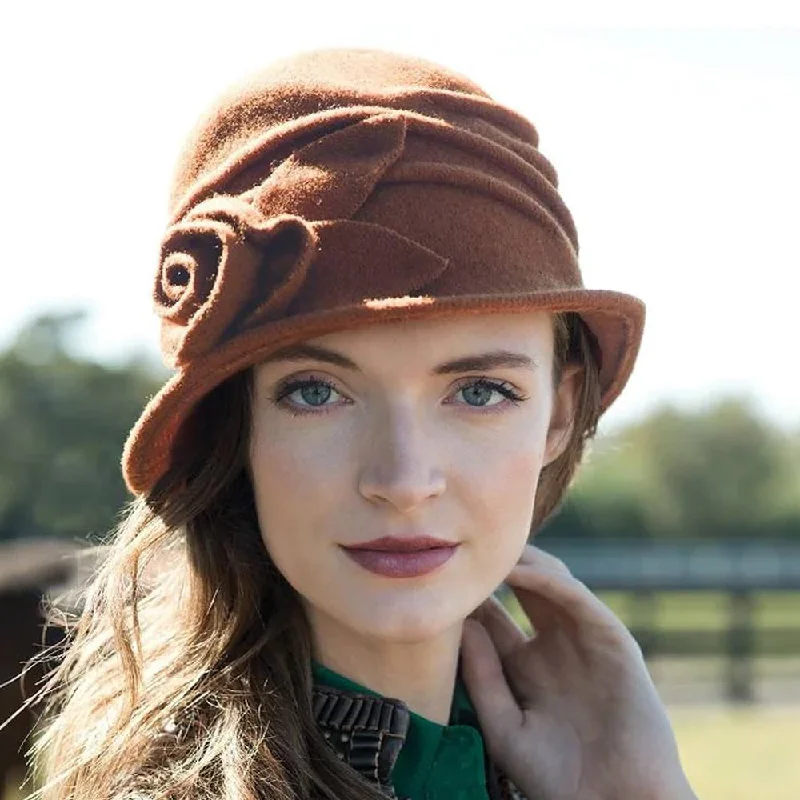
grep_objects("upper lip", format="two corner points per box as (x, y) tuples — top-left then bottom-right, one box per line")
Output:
(341, 536), (458, 552)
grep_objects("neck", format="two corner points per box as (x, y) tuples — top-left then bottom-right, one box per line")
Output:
(307, 606), (462, 724)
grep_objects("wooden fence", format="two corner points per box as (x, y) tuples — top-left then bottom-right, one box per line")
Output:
(532, 539), (800, 703)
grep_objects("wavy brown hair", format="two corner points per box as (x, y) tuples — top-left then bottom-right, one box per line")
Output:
(20, 311), (601, 800)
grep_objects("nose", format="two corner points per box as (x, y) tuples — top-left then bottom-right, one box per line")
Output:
(358, 405), (446, 513)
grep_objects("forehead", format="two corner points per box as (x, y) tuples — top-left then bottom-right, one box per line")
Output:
(256, 311), (555, 377)
(322, 310), (553, 347)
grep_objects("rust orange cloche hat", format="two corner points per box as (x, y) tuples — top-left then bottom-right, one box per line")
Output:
(121, 47), (645, 495)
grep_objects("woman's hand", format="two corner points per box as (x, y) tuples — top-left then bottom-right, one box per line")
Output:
(460, 544), (698, 800)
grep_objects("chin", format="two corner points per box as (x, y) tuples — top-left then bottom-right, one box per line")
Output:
(359, 619), (456, 644)
(348, 598), (465, 643)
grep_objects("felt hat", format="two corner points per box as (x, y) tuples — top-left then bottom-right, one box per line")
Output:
(121, 47), (645, 495)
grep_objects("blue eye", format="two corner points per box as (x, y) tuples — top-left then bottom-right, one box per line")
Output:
(275, 378), (341, 410)
(271, 376), (528, 416)
(454, 379), (527, 408)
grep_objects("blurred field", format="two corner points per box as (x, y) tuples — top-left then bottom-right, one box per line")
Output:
(504, 589), (800, 632)
(671, 706), (800, 800)
(596, 590), (800, 630)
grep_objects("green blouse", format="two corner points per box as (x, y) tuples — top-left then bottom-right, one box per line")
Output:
(312, 661), (491, 800)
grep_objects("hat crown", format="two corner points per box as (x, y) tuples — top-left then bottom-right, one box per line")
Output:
(170, 47), (544, 216)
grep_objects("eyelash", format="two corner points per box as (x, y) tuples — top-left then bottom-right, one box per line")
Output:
(270, 374), (529, 417)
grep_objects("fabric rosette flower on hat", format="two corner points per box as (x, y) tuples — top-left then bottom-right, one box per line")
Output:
(155, 198), (319, 367)
(151, 112), (450, 368)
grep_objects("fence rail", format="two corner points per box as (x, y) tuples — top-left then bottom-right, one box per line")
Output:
(531, 539), (800, 702)
(538, 538), (800, 591)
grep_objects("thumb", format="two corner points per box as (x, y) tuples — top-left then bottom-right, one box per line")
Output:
(460, 618), (523, 743)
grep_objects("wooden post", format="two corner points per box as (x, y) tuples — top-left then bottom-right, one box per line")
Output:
(628, 589), (659, 661)
(726, 590), (755, 703)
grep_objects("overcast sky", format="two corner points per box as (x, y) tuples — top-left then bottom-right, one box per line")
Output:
(2, 6), (798, 434)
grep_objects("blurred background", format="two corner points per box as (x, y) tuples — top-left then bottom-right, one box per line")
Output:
(1, 3), (798, 799)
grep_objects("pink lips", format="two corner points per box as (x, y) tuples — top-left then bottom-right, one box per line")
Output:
(341, 536), (459, 578)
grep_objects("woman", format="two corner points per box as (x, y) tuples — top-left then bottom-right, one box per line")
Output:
(30, 48), (698, 800)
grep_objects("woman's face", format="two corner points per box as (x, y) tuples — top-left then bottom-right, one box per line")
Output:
(249, 311), (580, 646)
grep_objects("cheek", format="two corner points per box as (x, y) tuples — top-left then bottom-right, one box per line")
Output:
(248, 420), (354, 559)
(454, 418), (549, 564)
(457, 407), (549, 504)
(251, 414), (353, 494)
(466, 445), (545, 530)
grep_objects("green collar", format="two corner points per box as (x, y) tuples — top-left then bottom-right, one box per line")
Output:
(312, 660), (489, 800)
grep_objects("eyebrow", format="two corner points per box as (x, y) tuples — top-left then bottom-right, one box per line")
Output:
(261, 343), (539, 375)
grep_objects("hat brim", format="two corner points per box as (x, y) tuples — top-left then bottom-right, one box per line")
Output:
(122, 288), (644, 495)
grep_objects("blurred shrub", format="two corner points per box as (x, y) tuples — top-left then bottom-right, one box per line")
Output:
(0, 311), (164, 542)
(544, 398), (800, 541)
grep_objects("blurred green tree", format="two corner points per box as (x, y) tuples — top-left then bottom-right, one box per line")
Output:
(0, 311), (164, 542)
(543, 398), (800, 540)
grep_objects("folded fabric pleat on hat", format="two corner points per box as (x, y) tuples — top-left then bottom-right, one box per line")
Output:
(154, 109), (579, 366)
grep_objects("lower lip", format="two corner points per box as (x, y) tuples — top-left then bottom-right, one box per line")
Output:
(342, 546), (459, 578)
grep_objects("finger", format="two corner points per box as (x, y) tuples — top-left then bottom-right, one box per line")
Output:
(506, 545), (575, 635)
(505, 562), (619, 636)
(517, 543), (572, 575)
(460, 619), (524, 742)
(469, 595), (528, 660)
